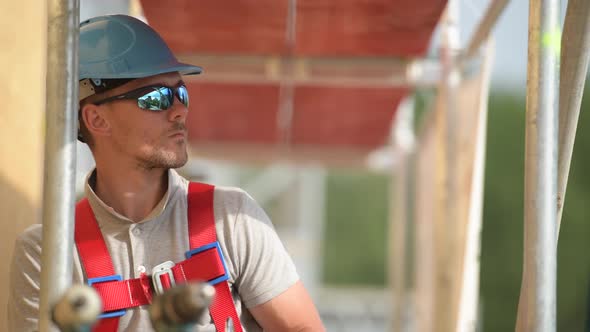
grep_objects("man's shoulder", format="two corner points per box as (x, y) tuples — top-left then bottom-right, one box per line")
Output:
(212, 184), (249, 199)
(12, 224), (43, 264)
(16, 223), (43, 248)
(211, 184), (260, 212)
(173, 172), (249, 200)
(183, 179), (252, 207)
(183, 179), (264, 222)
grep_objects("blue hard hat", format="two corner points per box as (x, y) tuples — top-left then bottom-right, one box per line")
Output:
(79, 15), (202, 80)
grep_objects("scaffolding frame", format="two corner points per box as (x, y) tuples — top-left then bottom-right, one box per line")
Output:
(39, 0), (590, 331)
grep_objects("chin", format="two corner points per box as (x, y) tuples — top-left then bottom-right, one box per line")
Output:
(140, 148), (188, 170)
(165, 150), (188, 169)
(170, 155), (188, 169)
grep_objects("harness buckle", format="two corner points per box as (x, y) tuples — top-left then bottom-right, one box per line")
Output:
(152, 261), (176, 295)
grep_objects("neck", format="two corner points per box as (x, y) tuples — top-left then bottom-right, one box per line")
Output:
(92, 160), (169, 222)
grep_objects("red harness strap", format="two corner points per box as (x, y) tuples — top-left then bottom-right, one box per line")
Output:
(187, 182), (243, 332)
(74, 182), (243, 331)
(75, 199), (122, 331)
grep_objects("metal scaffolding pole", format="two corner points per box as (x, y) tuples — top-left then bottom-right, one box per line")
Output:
(277, 0), (297, 144)
(39, 0), (80, 331)
(435, 1), (462, 330)
(557, 0), (590, 233)
(516, 0), (560, 331)
(390, 151), (410, 332)
(463, 0), (510, 60)
(442, 0), (461, 222)
(389, 96), (415, 332)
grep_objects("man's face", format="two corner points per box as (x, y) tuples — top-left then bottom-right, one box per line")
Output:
(88, 72), (189, 170)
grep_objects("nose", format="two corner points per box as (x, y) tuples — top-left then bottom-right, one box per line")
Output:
(167, 98), (188, 123)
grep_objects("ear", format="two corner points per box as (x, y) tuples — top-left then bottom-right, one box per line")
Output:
(80, 103), (111, 139)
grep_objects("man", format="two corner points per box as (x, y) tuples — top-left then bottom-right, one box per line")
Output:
(8, 14), (325, 332)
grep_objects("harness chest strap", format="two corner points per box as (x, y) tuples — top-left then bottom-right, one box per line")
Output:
(86, 247), (227, 312)
(74, 182), (243, 332)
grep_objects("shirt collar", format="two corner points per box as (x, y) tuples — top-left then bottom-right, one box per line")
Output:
(84, 168), (181, 224)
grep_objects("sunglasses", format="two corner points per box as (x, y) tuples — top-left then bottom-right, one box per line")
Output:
(93, 83), (189, 111)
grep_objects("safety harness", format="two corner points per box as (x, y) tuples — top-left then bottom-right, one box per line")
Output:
(74, 182), (243, 332)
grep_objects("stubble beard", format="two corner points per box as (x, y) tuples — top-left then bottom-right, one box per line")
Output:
(138, 142), (188, 170)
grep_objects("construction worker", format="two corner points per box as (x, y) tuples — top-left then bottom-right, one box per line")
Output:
(8, 15), (325, 332)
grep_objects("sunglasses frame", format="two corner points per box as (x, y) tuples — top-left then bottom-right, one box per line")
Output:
(93, 82), (189, 111)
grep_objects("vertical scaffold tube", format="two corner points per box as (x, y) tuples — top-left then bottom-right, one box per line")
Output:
(39, 0), (80, 331)
(516, 0), (559, 331)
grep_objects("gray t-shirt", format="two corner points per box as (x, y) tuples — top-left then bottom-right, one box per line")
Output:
(8, 169), (299, 331)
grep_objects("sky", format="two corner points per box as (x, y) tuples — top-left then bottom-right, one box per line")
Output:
(458, 0), (530, 90)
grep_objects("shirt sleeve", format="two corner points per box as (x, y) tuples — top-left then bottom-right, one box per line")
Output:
(8, 224), (43, 332)
(231, 190), (300, 309)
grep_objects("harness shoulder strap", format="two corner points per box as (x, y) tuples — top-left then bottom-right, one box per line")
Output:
(188, 182), (243, 332)
(75, 199), (121, 332)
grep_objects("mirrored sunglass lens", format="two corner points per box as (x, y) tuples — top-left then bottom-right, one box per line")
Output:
(137, 87), (173, 111)
(177, 86), (189, 107)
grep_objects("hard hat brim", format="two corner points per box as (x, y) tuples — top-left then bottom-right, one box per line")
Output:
(79, 60), (202, 80)
(161, 61), (203, 76)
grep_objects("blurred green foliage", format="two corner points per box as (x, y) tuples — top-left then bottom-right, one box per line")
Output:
(479, 91), (527, 331)
(320, 87), (590, 330)
(323, 170), (390, 286)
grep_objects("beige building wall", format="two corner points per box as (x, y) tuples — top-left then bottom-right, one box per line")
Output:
(0, 1), (46, 330)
